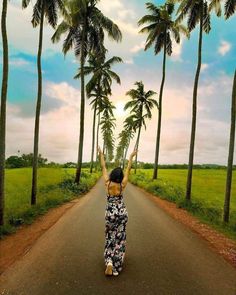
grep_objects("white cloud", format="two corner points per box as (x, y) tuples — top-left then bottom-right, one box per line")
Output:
(98, 0), (123, 13)
(201, 63), (209, 72)
(170, 40), (184, 61)
(130, 41), (145, 53)
(5, 81), (96, 163)
(0, 2), (63, 54)
(124, 59), (134, 64)
(218, 40), (231, 56)
(45, 82), (80, 108)
(9, 58), (31, 67)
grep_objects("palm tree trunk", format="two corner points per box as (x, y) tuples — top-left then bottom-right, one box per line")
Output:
(31, 3), (45, 205)
(223, 70), (236, 222)
(134, 125), (142, 174)
(95, 111), (100, 172)
(185, 8), (203, 201)
(153, 31), (167, 180)
(89, 100), (97, 173)
(75, 25), (86, 184)
(0, 0), (8, 225)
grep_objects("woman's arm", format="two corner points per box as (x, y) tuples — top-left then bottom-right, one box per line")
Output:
(122, 149), (138, 187)
(98, 146), (109, 182)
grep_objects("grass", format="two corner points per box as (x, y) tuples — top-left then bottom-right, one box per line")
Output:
(129, 169), (236, 241)
(0, 168), (101, 238)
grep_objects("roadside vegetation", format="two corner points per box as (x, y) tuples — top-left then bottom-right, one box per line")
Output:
(0, 167), (100, 238)
(129, 169), (236, 240)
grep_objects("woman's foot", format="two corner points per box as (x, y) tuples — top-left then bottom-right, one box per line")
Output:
(113, 270), (119, 276)
(105, 261), (113, 276)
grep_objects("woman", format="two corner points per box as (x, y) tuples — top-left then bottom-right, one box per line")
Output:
(98, 146), (137, 276)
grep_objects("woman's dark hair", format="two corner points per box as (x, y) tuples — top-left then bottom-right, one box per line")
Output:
(109, 167), (124, 183)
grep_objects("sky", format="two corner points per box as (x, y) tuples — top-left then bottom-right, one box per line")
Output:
(0, 0), (236, 164)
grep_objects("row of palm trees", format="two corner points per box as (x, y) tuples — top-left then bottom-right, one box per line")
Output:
(115, 0), (235, 223)
(137, 0), (235, 223)
(75, 52), (123, 171)
(0, 0), (122, 226)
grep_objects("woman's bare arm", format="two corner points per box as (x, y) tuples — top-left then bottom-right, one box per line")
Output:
(98, 146), (109, 182)
(122, 149), (137, 187)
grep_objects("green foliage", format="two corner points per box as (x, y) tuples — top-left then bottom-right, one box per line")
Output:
(129, 169), (236, 240)
(138, 1), (189, 56)
(6, 153), (48, 168)
(0, 168), (101, 238)
(52, 0), (122, 58)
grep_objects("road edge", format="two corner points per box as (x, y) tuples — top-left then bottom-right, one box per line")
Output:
(129, 182), (236, 269)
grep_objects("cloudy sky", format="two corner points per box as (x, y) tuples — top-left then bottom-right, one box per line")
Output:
(0, 0), (235, 164)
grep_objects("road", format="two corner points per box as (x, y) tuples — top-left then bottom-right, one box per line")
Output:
(0, 178), (236, 295)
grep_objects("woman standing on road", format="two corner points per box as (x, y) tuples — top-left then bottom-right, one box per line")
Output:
(98, 146), (137, 276)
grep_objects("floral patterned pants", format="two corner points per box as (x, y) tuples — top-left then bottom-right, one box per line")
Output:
(104, 195), (128, 273)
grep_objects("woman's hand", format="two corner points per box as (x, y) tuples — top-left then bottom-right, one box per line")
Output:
(130, 148), (138, 158)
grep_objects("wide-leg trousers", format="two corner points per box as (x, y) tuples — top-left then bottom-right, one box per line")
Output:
(104, 196), (128, 273)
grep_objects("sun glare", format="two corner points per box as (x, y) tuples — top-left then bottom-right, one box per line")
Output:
(114, 101), (126, 118)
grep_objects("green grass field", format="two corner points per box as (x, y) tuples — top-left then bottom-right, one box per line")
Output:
(1, 167), (101, 237)
(129, 169), (236, 240)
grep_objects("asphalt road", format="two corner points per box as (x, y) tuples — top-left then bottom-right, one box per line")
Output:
(0, 178), (236, 295)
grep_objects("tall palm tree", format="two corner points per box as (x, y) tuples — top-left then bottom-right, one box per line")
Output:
(89, 86), (107, 171)
(0, 0), (9, 225)
(138, 1), (189, 180)
(116, 115), (136, 168)
(122, 116), (136, 168)
(209, 0), (236, 18)
(176, 0), (211, 201)
(100, 98), (116, 162)
(22, 0), (65, 205)
(52, 0), (122, 184)
(74, 52), (122, 173)
(223, 70), (236, 223)
(125, 81), (158, 173)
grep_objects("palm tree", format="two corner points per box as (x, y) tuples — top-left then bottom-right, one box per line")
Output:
(116, 115), (136, 168)
(74, 52), (123, 173)
(0, 0), (9, 225)
(138, 1), (189, 180)
(22, 0), (65, 205)
(176, 0), (211, 201)
(88, 86), (107, 171)
(209, 0), (236, 18)
(52, 0), (122, 184)
(122, 116), (136, 168)
(100, 98), (116, 162)
(125, 81), (158, 173)
(223, 70), (236, 223)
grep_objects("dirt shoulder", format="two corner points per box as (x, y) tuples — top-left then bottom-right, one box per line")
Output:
(0, 198), (82, 275)
(135, 185), (236, 269)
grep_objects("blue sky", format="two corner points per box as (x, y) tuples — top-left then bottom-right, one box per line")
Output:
(0, 0), (235, 164)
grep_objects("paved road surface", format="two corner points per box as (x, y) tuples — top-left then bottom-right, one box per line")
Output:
(0, 179), (236, 295)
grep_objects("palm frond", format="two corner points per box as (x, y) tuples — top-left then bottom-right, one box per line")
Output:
(22, 0), (31, 9)
(203, 2), (211, 34)
(51, 21), (70, 43)
(138, 15), (158, 26)
(32, 0), (42, 28)
(225, 0), (236, 18)
(208, 0), (222, 16)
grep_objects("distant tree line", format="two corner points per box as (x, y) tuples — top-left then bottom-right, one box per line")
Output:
(5, 154), (235, 171)
(6, 153), (48, 168)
